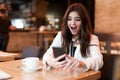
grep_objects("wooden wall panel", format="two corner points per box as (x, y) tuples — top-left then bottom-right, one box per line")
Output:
(95, 0), (120, 33)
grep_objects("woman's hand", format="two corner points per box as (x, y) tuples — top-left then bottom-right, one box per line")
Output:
(63, 55), (86, 72)
(46, 54), (67, 69)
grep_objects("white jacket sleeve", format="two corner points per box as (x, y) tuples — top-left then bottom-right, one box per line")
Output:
(81, 35), (103, 71)
(42, 31), (63, 66)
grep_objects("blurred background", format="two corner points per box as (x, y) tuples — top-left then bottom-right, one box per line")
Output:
(0, 0), (95, 30)
(0, 0), (120, 80)
(0, 0), (95, 52)
(0, 0), (119, 54)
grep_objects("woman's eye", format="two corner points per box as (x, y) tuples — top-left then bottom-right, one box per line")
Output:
(75, 18), (81, 21)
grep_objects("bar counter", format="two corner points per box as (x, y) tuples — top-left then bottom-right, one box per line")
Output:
(7, 30), (58, 52)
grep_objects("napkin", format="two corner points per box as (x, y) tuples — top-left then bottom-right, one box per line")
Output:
(0, 70), (12, 79)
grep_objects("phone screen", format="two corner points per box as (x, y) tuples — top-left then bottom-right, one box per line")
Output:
(52, 47), (66, 62)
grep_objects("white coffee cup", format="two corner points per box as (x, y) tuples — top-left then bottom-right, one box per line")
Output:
(22, 57), (39, 72)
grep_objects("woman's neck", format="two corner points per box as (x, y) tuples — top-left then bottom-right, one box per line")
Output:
(72, 37), (79, 47)
(72, 35), (78, 41)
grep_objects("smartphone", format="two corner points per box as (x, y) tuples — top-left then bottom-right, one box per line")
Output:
(52, 47), (66, 62)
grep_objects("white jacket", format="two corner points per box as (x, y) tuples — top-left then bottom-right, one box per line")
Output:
(43, 31), (103, 71)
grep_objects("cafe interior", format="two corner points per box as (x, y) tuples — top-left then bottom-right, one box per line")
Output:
(0, 0), (120, 80)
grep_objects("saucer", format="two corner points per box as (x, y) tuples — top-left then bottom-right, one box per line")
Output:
(21, 66), (42, 72)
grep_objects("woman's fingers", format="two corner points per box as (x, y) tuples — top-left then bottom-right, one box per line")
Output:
(65, 54), (72, 59)
(63, 59), (80, 72)
(67, 60), (80, 71)
(63, 59), (72, 70)
(56, 54), (66, 61)
(53, 54), (67, 68)
(54, 60), (67, 68)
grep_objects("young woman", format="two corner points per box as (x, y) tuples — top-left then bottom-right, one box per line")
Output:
(43, 3), (103, 72)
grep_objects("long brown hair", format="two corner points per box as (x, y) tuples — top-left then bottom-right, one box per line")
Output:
(61, 3), (93, 57)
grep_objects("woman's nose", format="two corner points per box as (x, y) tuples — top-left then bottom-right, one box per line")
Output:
(71, 19), (75, 25)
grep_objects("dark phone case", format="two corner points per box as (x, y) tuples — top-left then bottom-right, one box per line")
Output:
(52, 47), (66, 62)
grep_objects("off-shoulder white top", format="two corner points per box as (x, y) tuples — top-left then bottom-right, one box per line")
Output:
(42, 31), (103, 71)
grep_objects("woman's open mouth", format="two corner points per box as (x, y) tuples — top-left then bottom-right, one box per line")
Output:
(70, 26), (77, 34)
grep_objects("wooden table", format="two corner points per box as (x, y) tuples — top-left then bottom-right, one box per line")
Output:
(0, 51), (21, 61)
(0, 60), (101, 80)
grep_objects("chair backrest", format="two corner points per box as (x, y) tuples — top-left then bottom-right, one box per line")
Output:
(22, 46), (42, 59)
(113, 56), (120, 80)
(99, 53), (120, 80)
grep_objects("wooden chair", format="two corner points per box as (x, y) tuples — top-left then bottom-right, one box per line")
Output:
(44, 37), (53, 50)
(99, 53), (120, 80)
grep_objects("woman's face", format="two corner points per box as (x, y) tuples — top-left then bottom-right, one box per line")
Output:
(67, 11), (82, 36)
